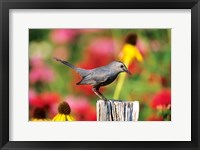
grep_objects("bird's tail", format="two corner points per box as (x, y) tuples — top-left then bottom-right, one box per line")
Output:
(54, 57), (77, 70)
(54, 57), (89, 77)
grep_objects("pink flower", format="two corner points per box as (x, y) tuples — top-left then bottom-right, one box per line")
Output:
(136, 39), (148, 55)
(66, 95), (96, 121)
(151, 89), (171, 109)
(29, 89), (37, 100)
(29, 67), (54, 84)
(29, 56), (54, 84)
(30, 56), (44, 68)
(50, 29), (78, 44)
(85, 37), (116, 66)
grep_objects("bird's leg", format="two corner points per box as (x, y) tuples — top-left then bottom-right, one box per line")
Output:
(92, 87), (107, 101)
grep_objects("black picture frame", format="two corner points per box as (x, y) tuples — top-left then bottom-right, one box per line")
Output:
(0, 0), (199, 150)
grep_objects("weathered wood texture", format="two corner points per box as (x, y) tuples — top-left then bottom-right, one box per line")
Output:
(96, 100), (139, 121)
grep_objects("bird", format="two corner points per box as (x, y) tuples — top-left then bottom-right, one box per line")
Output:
(54, 57), (131, 100)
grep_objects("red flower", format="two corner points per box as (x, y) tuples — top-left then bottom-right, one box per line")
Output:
(29, 89), (44, 108)
(29, 92), (60, 108)
(39, 92), (60, 106)
(77, 60), (97, 70)
(128, 61), (142, 75)
(151, 89), (171, 109)
(29, 91), (61, 118)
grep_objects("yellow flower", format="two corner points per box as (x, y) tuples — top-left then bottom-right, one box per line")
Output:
(113, 34), (143, 99)
(119, 43), (143, 66)
(52, 114), (75, 121)
(52, 101), (75, 121)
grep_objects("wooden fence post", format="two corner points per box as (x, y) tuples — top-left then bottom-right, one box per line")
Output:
(96, 100), (139, 121)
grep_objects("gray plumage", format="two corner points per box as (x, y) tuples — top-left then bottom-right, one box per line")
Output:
(54, 57), (131, 100)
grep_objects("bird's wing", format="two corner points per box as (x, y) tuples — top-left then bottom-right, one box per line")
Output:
(82, 68), (111, 85)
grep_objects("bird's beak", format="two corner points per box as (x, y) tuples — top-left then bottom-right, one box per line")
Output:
(124, 68), (131, 75)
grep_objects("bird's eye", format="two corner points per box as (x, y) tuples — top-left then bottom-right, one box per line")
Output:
(121, 65), (123, 68)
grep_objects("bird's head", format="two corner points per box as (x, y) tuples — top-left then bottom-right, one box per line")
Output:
(110, 61), (131, 75)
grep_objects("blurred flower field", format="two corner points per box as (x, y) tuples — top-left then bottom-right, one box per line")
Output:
(29, 29), (171, 121)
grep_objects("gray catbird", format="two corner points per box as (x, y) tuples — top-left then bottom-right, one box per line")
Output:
(54, 57), (131, 100)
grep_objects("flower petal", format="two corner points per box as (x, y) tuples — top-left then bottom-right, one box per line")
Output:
(52, 114), (62, 121)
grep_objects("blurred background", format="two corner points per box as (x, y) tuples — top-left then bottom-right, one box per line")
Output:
(29, 29), (171, 121)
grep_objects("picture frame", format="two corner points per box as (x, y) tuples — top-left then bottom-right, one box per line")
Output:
(0, 0), (199, 149)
